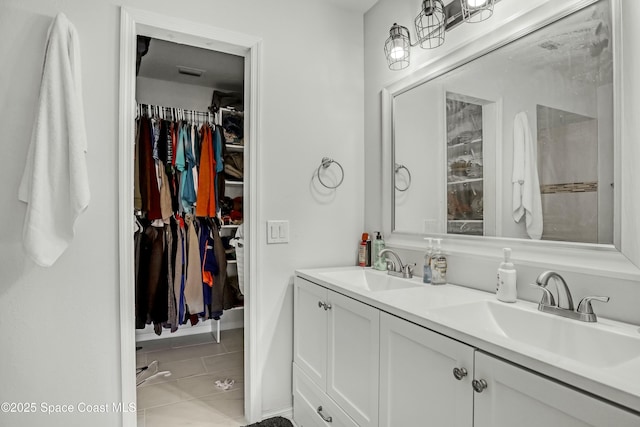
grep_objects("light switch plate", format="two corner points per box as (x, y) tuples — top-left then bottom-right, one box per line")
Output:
(267, 220), (289, 244)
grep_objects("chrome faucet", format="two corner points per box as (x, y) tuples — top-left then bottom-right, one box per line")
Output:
(378, 249), (414, 279)
(536, 271), (574, 310)
(530, 271), (609, 322)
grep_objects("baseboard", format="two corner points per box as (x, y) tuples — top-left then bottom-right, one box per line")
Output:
(261, 406), (293, 422)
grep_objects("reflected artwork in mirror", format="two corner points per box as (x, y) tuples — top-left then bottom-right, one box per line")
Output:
(391, 0), (613, 245)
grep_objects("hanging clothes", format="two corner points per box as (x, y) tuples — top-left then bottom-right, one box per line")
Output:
(177, 125), (197, 213)
(158, 161), (173, 222)
(138, 117), (162, 220)
(135, 224), (150, 330)
(184, 214), (204, 315)
(210, 222), (228, 319)
(173, 216), (187, 325)
(133, 104), (239, 335)
(196, 124), (217, 217)
(134, 119), (143, 211)
(164, 223), (178, 332)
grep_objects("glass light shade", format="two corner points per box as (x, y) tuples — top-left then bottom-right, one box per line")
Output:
(414, 0), (446, 49)
(385, 24), (411, 70)
(461, 0), (495, 23)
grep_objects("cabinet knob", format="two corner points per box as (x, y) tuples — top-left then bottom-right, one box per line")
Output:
(317, 301), (332, 311)
(317, 406), (333, 422)
(472, 379), (488, 393)
(453, 367), (468, 380)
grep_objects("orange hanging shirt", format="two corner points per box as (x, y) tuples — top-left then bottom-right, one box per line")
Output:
(195, 125), (217, 217)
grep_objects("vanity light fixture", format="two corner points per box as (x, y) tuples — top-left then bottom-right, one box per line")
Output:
(385, 0), (497, 70)
(384, 24), (411, 70)
(384, 0), (446, 70)
(461, 0), (495, 23)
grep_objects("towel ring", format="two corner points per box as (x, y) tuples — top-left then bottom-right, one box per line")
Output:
(317, 157), (344, 189)
(395, 163), (412, 192)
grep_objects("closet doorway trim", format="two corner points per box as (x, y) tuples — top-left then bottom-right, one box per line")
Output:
(118, 8), (262, 426)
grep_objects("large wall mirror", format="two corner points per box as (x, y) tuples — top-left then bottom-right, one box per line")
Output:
(390, 0), (616, 248)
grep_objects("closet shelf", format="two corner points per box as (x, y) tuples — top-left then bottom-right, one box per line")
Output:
(447, 178), (483, 186)
(226, 144), (244, 152)
(225, 181), (243, 186)
(447, 138), (482, 149)
(222, 224), (241, 229)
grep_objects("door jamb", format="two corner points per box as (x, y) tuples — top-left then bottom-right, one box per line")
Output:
(118, 8), (262, 425)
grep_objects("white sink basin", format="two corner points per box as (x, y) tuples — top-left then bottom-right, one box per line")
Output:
(316, 269), (422, 292)
(430, 300), (640, 368)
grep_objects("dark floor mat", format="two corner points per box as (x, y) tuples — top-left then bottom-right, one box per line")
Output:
(244, 416), (294, 427)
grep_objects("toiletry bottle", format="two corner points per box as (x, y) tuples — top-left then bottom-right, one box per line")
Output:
(366, 234), (372, 267)
(423, 238), (433, 283)
(496, 248), (517, 302)
(358, 233), (369, 267)
(430, 239), (447, 285)
(373, 232), (386, 270)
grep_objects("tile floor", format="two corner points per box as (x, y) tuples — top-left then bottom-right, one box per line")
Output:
(136, 329), (246, 427)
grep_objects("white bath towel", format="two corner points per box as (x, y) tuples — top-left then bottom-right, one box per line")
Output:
(512, 111), (543, 240)
(18, 13), (89, 267)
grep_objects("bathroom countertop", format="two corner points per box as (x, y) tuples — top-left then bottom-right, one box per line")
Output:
(295, 266), (640, 414)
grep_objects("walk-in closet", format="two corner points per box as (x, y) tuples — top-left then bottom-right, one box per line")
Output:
(132, 36), (247, 426)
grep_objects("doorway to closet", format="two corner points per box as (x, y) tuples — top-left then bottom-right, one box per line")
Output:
(118, 8), (262, 427)
(134, 37), (246, 426)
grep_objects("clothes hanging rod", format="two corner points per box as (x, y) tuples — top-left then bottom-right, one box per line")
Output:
(136, 103), (217, 122)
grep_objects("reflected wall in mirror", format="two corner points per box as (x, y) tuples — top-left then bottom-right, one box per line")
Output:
(392, 0), (613, 245)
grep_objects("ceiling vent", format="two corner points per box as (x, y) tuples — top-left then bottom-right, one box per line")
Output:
(177, 66), (205, 77)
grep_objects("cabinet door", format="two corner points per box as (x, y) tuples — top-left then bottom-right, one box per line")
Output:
(379, 312), (474, 427)
(474, 351), (640, 427)
(294, 277), (328, 389)
(327, 290), (380, 427)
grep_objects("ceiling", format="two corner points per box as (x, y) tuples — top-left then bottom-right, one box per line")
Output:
(323, 0), (379, 12)
(138, 38), (245, 92)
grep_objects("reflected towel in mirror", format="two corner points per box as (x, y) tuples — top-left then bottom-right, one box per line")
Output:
(512, 111), (543, 239)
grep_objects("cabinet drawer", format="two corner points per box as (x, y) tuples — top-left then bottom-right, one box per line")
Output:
(293, 363), (359, 427)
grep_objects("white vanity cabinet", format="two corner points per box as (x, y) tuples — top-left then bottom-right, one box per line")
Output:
(379, 313), (640, 427)
(473, 352), (640, 427)
(379, 312), (474, 427)
(293, 277), (380, 427)
(294, 271), (640, 427)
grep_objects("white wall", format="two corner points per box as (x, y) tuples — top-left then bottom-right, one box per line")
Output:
(136, 76), (216, 111)
(0, 0), (364, 425)
(364, 0), (640, 325)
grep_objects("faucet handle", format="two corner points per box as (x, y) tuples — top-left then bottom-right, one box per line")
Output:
(529, 283), (556, 307)
(577, 296), (610, 314)
(402, 263), (416, 278)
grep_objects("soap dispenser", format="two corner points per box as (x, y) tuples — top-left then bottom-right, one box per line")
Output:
(496, 248), (517, 303)
(430, 239), (447, 285)
(423, 238), (433, 283)
(373, 232), (386, 271)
